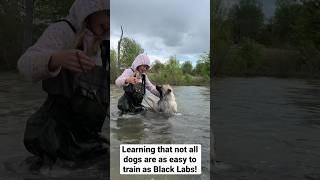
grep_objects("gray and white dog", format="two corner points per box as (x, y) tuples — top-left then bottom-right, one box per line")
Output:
(146, 84), (177, 115)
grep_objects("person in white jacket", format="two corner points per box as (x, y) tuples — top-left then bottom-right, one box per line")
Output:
(17, 0), (110, 166)
(116, 54), (160, 113)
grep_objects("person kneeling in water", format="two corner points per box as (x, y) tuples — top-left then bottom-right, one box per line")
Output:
(17, 0), (110, 168)
(115, 54), (159, 114)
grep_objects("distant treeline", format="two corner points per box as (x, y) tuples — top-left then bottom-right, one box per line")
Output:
(0, 1), (210, 86)
(110, 37), (210, 86)
(0, 0), (74, 70)
(212, 0), (320, 78)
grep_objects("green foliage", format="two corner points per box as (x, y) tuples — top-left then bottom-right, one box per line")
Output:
(213, 0), (320, 78)
(33, 0), (74, 39)
(184, 74), (193, 84)
(222, 38), (263, 75)
(110, 49), (121, 83)
(194, 53), (210, 77)
(275, 0), (320, 77)
(212, 0), (233, 76)
(120, 37), (144, 68)
(161, 56), (184, 85)
(181, 61), (193, 74)
(111, 38), (209, 86)
(291, 1), (320, 48)
(0, 0), (74, 70)
(228, 0), (264, 43)
(299, 44), (320, 78)
(272, 0), (302, 46)
(34, 0), (74, 22)
(166, 56), (181, 73)
(150, 60), (165, 73)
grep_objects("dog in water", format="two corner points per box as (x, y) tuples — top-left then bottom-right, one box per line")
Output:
(146, 84), (177, 116)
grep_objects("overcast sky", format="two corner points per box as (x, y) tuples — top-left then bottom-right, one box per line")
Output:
(110, 0), (210, 66)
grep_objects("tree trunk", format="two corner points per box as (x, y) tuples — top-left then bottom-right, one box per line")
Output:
(117, 26), (123, 69)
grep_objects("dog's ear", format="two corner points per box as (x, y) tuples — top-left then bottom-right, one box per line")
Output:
(156, 85), (163, 98)
(156, 85), (162, 90)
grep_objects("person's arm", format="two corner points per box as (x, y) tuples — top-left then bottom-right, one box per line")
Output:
(115, 69), (134, 87)
(145, 75), (160, 97)
(17, 22), (75, 81)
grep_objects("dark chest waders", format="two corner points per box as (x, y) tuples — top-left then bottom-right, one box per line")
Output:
(23, 20), (110, 161)
(117, 70), (146, 113)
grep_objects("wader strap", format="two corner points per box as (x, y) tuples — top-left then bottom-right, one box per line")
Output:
(101, 40), (109, 72)
(142, 74), (146, 94)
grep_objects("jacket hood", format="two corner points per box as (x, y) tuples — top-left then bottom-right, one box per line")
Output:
(66, 0), (109, 32)
(131, 54), (151, 70)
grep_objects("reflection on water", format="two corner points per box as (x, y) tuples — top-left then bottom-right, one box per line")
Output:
(213, 77), (320, 180)
(110, 85), (210, 180)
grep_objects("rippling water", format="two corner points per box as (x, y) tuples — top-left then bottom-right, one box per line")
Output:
(110, 85), (211, 180)
(0, 72), (110, 179)
(0, 72), (210, 180)
(213, 77), (320, 180)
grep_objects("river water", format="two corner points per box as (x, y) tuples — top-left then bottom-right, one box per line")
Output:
(110, 85), (211, 180)
(0, 72), (210, 180)
(213, 77), (320, 180)
(5, 73), (318, 180)
(0, 72), (110, 179)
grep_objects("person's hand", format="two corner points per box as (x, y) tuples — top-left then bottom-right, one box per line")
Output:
(49, 50), (95, 73)
(125, 76), (139, 84)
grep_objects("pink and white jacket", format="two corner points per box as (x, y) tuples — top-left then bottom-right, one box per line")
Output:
(115, 54), (160, 97)
(17, 0), (109, 82)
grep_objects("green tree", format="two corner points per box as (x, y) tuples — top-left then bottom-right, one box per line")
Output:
(151, 60), (165, 73)
(194, 53), (210, 77)
(120, 37), (144, 68)
(228, 0), (264, 43)
(292, 1), (320, 76)
(181, 61), (193, 74)
(110, 49), (120, 82)
(291, 1), (320, 49)
(166, 56), (181, 73)
(0, 0), (73, 70)
(272, 0), (301, 46)
(212, 0), (233, 76)
(33, 0), (74, 41)
(164, 56), (183, 85)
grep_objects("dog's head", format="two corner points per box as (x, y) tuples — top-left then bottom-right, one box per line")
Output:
(133, 70), (141, 79)
(156, 84), (174, 99)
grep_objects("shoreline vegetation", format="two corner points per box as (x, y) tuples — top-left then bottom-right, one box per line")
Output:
(1, 1), (319, 84)
(110, 37), (210, 86)
(212, 0), (320, 79)
(0, 2), (210, 86)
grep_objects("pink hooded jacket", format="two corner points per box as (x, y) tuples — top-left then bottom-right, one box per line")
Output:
(17, 0), (109, 82)
(115, 54), (160, 97)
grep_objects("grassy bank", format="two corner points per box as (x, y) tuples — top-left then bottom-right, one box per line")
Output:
(148, 73), (209, 86)
(110, 71), (209, 86)
(215, 39), (320, 79)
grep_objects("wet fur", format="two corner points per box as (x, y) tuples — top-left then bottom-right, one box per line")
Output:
(147, 84), (177, 115)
